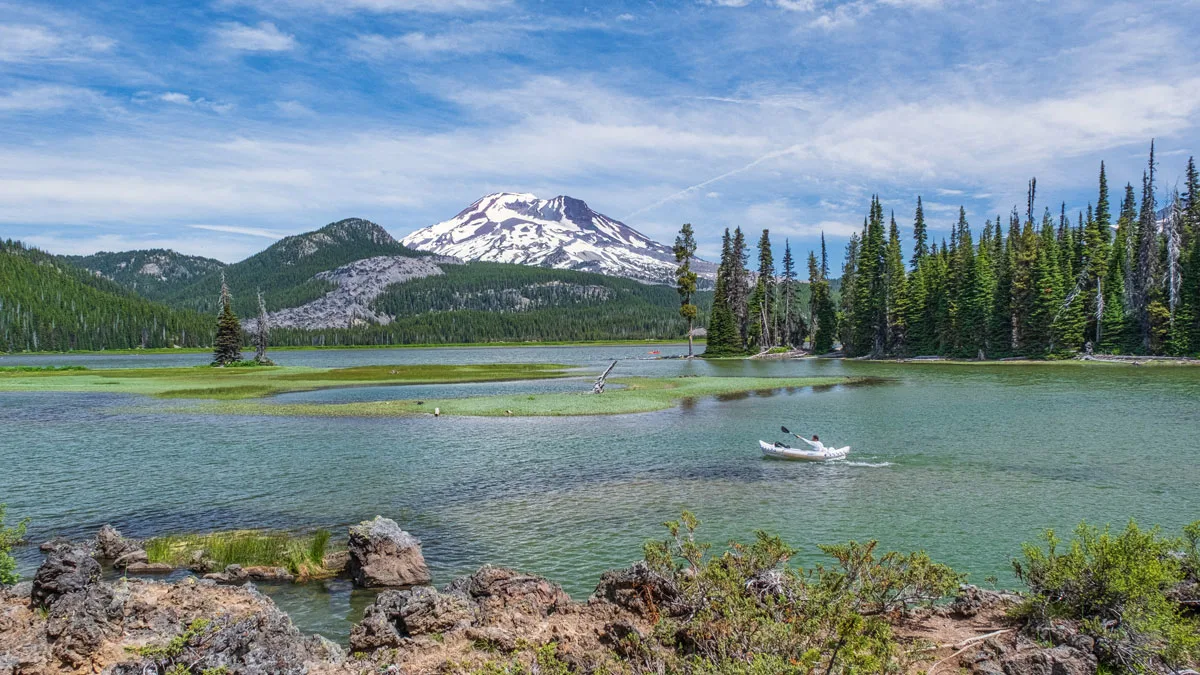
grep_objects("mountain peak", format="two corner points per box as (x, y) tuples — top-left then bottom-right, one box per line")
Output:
(314, 218), (398, 246)
(402, 193), (714, 285)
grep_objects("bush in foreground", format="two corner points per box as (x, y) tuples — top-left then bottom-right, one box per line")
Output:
(1013, 520), (1200, 673)
(0, 503), (28, 586)
(633, 512), (961, 674)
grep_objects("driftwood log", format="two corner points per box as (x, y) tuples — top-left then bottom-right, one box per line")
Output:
(592, 360), (618, 394)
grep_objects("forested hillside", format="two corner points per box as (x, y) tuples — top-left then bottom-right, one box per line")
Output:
(160, 218), (425, 316)
(0, 241), (213, 352)
(67, 249), (225, 301)
(267, 262), (714, 346)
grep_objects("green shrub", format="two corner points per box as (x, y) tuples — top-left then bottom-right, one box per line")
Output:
(1013, 520), (1200, 673)
(0, 504), (29, 586)
(639, 512), (961, 674)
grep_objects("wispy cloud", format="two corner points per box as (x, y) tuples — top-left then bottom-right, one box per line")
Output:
(214, 22), (296, 52)
(0, 85), (102, 112)
(226, 0), (510, 14)
(0, 23), (114, 62)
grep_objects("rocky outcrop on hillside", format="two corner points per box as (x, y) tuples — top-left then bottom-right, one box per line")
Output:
(245, 254), (459, 331)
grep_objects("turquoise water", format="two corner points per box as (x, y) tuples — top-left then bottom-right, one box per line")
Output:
(2, 345), (1198, 641)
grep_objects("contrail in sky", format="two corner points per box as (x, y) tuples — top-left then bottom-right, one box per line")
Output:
(623, 144), (806, 221)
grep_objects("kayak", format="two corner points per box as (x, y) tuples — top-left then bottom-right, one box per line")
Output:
(759, 440), (850, 462)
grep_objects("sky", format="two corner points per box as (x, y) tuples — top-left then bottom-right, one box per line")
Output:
(1, 0), (1198, 272)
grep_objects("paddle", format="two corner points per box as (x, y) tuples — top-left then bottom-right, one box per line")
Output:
(780, 425), (803, 439)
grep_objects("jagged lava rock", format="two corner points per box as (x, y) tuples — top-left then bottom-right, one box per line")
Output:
(347, 516), (432, 588)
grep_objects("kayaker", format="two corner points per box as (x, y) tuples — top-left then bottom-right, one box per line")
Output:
(797, 435), (828, 452)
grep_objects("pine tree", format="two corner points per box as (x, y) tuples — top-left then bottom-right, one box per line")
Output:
(1010, 184), (1040, 353)
(212, 272), (243, 366)
(747, 229), (775, 350)
(837, 233), (859, 351)
(911, 196), (928, 267)
(673, 223), (700, 357)
(820, 232), (829, 279)
(850, 198), (887, 356)
(780, 240), (797, 347)
(1134, 142), (1162, 352)
(1027, 210), (1065, 353)
(807, 250), (836, 354)
(729, 227), (750, 347)
(1182, 157), (1200, 351)
(704, 230), (741, 356)
(885, 211), (908, 354)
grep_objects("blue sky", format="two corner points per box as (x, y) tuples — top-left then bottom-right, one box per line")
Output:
(1, 0), (1198, 272)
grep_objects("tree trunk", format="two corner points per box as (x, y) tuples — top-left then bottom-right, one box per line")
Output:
(687, 319), (694, 358)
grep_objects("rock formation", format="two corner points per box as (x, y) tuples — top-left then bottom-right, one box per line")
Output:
(346, 516), (432, 589)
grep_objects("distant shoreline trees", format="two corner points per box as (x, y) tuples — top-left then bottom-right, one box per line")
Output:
(706, 142), (1200, 359)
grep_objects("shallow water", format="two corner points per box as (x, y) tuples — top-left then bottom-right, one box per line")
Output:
(3, 345), (1198, 642)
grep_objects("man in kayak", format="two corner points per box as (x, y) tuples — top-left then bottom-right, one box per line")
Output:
(796, 435), (828, 452)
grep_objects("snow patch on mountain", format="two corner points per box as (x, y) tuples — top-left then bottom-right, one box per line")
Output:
(401, 193), (714, 285)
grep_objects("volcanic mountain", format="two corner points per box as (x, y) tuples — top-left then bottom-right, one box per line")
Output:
(401, 193), (714, 285)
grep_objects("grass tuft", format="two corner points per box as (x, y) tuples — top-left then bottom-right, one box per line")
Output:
(144, 529), (340, 577)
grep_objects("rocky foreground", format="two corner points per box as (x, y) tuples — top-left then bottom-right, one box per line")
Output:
(0, 530), (1110, 675)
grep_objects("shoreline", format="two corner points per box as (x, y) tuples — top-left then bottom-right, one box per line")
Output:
(4, 516), (1194, 674)
(0, 339), (700, 358)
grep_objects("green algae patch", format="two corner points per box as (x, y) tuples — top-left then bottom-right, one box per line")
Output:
(0, 363), (573, 399)
(196, 375), (855, 418)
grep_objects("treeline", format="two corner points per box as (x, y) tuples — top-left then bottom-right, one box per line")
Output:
(840, 144), (1200, 358)
(706, 143), (1200, 359)
(704, 227), (835, 356)
(0, 240), (214, 352)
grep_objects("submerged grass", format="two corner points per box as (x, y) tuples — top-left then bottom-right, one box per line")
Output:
(198, 375), (856, 418)
(0, 363), (573, 399)
(144, 529), (335, 577)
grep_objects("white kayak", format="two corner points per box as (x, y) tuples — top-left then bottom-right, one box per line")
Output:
(759, 440), (850, 462)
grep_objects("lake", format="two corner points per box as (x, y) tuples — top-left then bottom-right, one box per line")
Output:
(2, 344), (1198, 641)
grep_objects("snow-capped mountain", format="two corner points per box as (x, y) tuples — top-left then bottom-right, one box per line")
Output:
(402, 193), (715, 285)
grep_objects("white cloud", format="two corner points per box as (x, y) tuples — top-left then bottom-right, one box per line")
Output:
(214, 22), (296, 52)
(275, 100), (315, 117)
(0, 85), (100, 112)
(616, 13), (635, 21)
(134, 91), (235, 114)
(225, 0), (509, 14)
(352, 31), (491, 58)
(0, 24), (113, 62)
(700, 0), (755, 7)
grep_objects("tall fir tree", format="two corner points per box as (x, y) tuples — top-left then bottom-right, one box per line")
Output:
(911, 196), (928, 267)
(1134, 142), (1162, 351)
(673, 223), (700, 358)
(780, 240), (798, 347)
(747, 229), (775, 349)
(885, 211), (908, 353)
(729, 227), (751, 347)
(704, 229), (741, 356)
(212, 272), (243, 366)
(838, 233), (860, 351)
